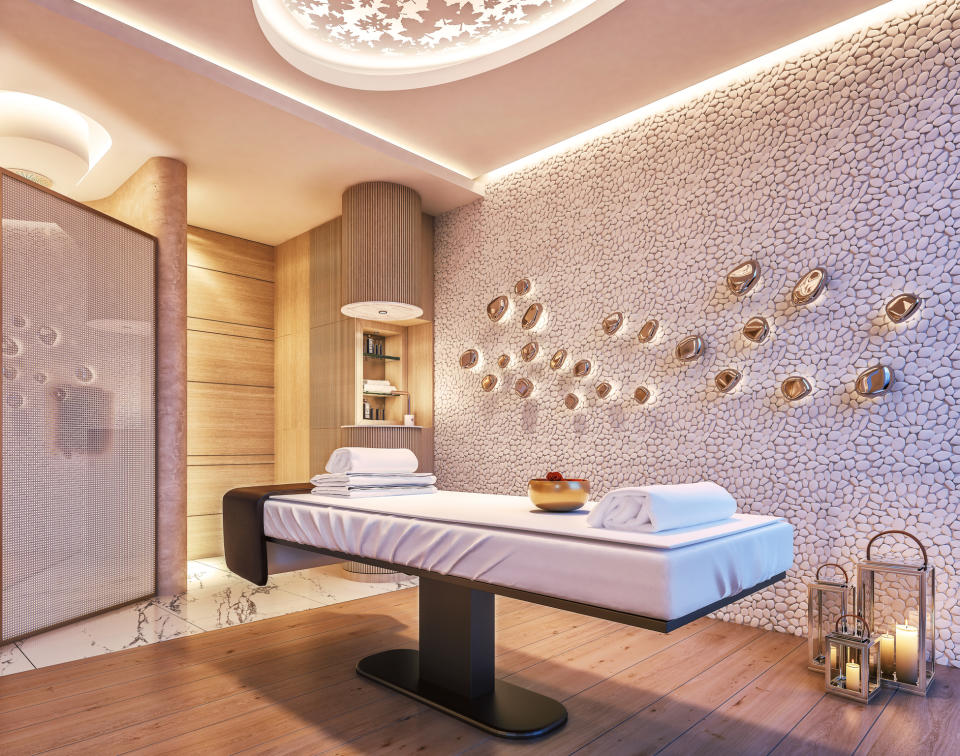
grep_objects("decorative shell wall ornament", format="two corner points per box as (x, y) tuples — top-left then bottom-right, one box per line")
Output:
(675, 335), (704, 362)
(792, 267), (827, 306)
(572, 359), (592, 378)
(726, 259), (761, 295)
(549, 349), (568, 370)
(855, 365), (893, 396)
(497, 353), (511, 369)
(714, 369), (742, 393)
(781, 375), (813, 401)
(513, 378), (533, 398)
(637, 319), (659, 343)
(602, 312), (624, 335)
(563, 393), (580, 410)
(885, 293), (921, 323)
(487, 295), (509, 321)
(742, 316), (770, 344)
(595, 381), (613, 399)
(480, 374), (497, 392)
(459, 349), (479, 369)
(519, 341), (539, 362)
(521, 302), (543, 330)
(633, 386), (651, 404)
(514, 278), (531, 296)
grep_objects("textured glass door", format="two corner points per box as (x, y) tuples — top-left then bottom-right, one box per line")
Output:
(1, 171), (156, 642)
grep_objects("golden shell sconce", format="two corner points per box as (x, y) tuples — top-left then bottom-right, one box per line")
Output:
(487, 295), (509, 321)
(885, 293), (921, 323)
(497, 354), (511, 369)
(637, 319), (659, 343)
(781, 375), (812, 401)
(549, 349), (567, 370)
(573, 359), (592, 378)
(726, 259), (761, 295)
(714, 369), (741, 393)
(792, 267), (827, 306)
(514, 278), (531, 296)
(855, 365), (893, 396)
(514, 378), (534, 398)
(602, 312), (624, 335)
(459, 349), (479, 369)
(521, 303), (544, 330)
(742, 316), (770, 344)
(520, 342), (539, 362)
(595, 381), (613, 399)
(563, 393), (580, 410)
(480, 374), (498, 392)
(633, 386), (651, 404)
(675, 335), (704, 362)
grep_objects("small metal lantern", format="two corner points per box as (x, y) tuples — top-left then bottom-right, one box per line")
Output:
(807, 563), (851, 672)
(824, 614), (882, 703)
(857, 530), (936, 695)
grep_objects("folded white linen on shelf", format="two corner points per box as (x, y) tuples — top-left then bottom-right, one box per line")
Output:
(310, 473), (437, 487)
(586, 482), (737, 533)
(310, 485), (438, 498)
(325, 447), (419, 474)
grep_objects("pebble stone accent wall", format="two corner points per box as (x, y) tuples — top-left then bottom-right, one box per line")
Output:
(434, 0), (960, 665)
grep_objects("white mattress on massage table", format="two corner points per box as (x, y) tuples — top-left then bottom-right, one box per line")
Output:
(264, 491), (794, 621)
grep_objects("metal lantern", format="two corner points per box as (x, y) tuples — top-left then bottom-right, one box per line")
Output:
(824, 614), (882, 703)
(807, 563), (851, 672)
(857, 530), (936, 695)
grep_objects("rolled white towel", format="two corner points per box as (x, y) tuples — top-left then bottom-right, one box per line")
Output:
(325, 447), (419, 474)
(311, 472), (436, 487)
(586, 482), (736, 532)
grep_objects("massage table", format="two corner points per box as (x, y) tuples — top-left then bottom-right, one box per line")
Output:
(223, 484), (793, 739)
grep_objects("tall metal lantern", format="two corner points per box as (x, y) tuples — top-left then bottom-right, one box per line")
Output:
(824, 614), (882, 703)
(807, 563), (851, 672)
(857, 530), (936, 695)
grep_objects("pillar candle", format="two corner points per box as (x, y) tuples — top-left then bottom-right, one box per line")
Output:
(879, 633), (895, 677)
(845, 662), (861, 692)
(895, 624), (919, 685)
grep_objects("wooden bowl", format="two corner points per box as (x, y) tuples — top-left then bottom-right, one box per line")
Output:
(528, 479), (590, 512)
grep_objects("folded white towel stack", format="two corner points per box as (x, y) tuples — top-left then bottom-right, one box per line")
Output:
(363, 379), (397, 394)
(315, 447), (435, 497)
(586, 482), (736, 533)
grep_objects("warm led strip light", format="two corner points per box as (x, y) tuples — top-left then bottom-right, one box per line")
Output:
(480, 0), (934, 183)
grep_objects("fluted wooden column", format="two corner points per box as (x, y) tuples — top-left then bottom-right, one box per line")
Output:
(89, 157), (188, 595)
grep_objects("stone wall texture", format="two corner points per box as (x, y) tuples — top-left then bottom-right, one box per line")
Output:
(434, 0), (960, 664)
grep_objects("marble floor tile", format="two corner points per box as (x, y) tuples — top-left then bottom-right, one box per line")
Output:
(0, 643), (35, 676)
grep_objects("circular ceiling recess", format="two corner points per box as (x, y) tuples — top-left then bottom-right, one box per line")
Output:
(253, 0), (624, 90)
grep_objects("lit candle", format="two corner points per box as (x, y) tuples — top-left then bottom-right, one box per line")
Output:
(895, 624), (919, 685)
(845, 662), (861, 691)
(879, 633), (895, 677)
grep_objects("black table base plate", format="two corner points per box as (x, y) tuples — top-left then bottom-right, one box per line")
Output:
(356, 649), (568, 739)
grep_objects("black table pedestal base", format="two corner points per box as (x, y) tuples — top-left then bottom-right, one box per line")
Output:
(357, 649), (567, 739)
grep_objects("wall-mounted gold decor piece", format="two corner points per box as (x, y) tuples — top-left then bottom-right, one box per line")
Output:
(781, 375), (813, 401)
(792, 267), (827, 306)
(726, 259), (761, 295)
(480, 374), (497, 392)
(514, 278), (531, 296)
(602, 312), (624, 335)
(633, 386), (651, 404)
(714, 369), (741, 393)
(487, 295), (509, 321)
(497, 353), (511, 369)
(742, 316), (770, 344)
(514, 378), (533, 398)
(573, 359), (592, 378)
(675, 335), (704, 362)
(637, 319), (659, 343)
(520, 341), (539, 362)
(521, 302), (543, 330)
(595, 381), (612, 399)
(549, 349), (567, 370)
(855, 365), (893, 397)
(459, 349), (479, 369)
(563, 393), (580, 410)
(885, 293), (921, 323)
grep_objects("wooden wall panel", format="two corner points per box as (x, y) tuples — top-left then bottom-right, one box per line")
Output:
(187, 383), (274, 456)
(187, 463), (275, 517)
(188, 331), (274, 387)
(187, 514), (223, 560)
(275, 231), (310, 338)
(187, 227), (274, 282)
(406, 322), (433, 428)
(310, 218), (342, 328)
(188, 267), (273, 329)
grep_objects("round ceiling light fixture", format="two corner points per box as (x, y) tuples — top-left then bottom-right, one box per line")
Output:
(340, 300), (424, 321)
(253, 0), (624, 90)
